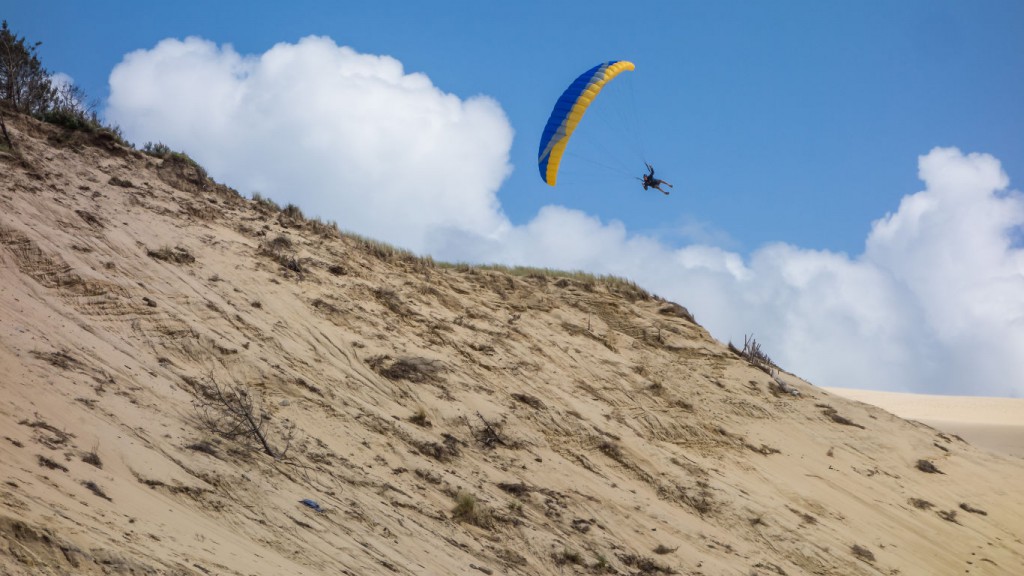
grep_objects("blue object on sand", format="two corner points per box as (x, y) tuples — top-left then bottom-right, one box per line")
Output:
(299, 498), (323, 512)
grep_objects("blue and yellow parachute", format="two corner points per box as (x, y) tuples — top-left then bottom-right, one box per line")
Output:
(538, 60), (635, 186)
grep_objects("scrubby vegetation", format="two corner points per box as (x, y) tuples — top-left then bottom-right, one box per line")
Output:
(1, 20), (126, 146)
(451, 490), (493, 529)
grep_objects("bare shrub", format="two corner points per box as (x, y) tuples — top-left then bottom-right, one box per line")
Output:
(916, 459), (943, 474)
(730, 334), (775, 373)
(192, 378), (294, 459)
(473, 412), (517, 449)
(937, 509), (960, 524)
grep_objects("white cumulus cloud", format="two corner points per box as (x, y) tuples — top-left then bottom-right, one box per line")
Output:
(106, 36), (513, 251)
(105, 38), (1024, 397)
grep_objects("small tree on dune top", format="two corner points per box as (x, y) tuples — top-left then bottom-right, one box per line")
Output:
(0, 20), (56, 115)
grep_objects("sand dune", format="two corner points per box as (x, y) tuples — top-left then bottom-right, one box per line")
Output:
(826, 387), (1024, 458)
(2, 112), (1023, 575)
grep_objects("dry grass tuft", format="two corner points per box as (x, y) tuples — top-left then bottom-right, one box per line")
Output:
(81, 449), (102, 468)
(147, 245), (195, 265)
(413, 434), (461, 462)
(259, 235), (303, 273)
(250, 192), (281, 213)
(437, 262), (655, 300)
(511, 392), (545, 410)
(851, 544), (875, 563)
(37, 455), (68, 472)
(82, 480), (112, 501)
(552, 548), (584, 566)
(598, 440), (625, 463)
(908, 497), (934, 510)
(408, 407), (432, 428)
(372, 287), (414, 317)
(497, 482), (531, 498)
(345, 232), (431, 269)
(617, 552), (676, 574)
(30, 350), (81, 370)
(959, 502), (987, 515)
(186, 440), (219, 457)
(653, 544), (677, 555)
(817, 404), (865, 429)
(367, 355), (443, 383)
(306, 217), (339, 238)
(451, 490), (493, 529)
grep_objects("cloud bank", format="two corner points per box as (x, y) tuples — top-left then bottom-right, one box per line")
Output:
(106, 37), (1024, 397)
(107, 36), (513, 249)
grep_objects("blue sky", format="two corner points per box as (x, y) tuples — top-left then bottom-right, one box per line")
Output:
(7, 1), (1024, 396)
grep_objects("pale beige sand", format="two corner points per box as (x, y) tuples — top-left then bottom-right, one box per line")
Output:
(3, 113), (1024, 575)
(825, 388), (1024, 458)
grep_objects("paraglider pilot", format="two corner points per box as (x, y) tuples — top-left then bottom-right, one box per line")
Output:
(641, 162), (673, 195)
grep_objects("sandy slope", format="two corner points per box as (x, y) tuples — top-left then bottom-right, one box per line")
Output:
(826, 388), (1024, 459)
(2, 113), (1023, 575)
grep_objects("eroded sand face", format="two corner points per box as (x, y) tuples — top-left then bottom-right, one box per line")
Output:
(2, 114), (1023, 575)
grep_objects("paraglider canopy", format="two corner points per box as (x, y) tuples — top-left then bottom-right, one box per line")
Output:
(537, 61), (635, 186)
